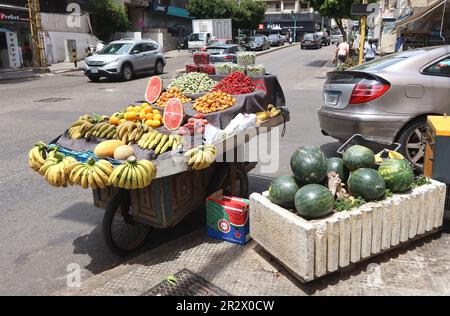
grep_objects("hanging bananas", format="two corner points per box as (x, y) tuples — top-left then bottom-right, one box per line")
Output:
(138, 132), (184, 155)
(184, 144), (216, 170)
(28, 141), (49, 172)
(108, 156), (156, 190)
(39, 152), (77, 187)
(116, 121), (150, 145)
(85, 121), (118, 140)
(65, 157), (114, 189)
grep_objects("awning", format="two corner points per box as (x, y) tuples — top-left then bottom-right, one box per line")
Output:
(393, 0), (447, 31)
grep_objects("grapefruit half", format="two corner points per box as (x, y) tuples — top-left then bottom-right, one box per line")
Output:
(145, 76), (163, 104)
(163, 98), (184, 131)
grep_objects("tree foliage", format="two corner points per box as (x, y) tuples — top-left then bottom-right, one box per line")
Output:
(186, 0), (266, 31)
(89, 0), (130, 41)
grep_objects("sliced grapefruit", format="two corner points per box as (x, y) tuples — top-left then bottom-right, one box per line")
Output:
(163, 98), (184, 131)
(145, 76), (163, 104)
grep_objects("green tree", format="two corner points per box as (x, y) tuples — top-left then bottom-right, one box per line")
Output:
(306, 0), (356, 41)
(89, 0), (130, 41)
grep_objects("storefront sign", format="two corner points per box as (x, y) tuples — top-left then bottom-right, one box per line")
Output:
(6, 32), (20, 68)
(0, 10), (29, 23)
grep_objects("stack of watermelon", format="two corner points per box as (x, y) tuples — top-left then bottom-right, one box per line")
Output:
(268, 144), (415, 220)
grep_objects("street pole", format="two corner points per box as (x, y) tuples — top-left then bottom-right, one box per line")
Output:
(358, 0), (368, 65)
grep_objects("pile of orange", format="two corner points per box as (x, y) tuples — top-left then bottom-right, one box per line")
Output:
(110, 103), (163, 128)
(156, 87), (192, 108)
(193, 91), (236, 114)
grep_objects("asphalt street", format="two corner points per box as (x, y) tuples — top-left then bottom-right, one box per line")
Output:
(0, 44), (337, 295)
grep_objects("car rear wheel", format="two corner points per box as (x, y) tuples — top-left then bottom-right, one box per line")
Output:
(121, 64), (133, 81)
(155, 59), (164, 75)
(397, 119), (428, 172)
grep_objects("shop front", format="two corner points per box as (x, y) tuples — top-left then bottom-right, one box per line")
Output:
(0, 3), (30, 69)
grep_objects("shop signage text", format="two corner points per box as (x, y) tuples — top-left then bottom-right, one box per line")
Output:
(0, 11), (29, 23)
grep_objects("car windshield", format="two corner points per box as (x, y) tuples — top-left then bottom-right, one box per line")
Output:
(303, 34), (314, 40)
(268, 35), (279, 40)
(98, 43), (132, 55)
(189, 33), (206, 41)
(250, 37), (264, 43)
(206, 47), (227, 55)
(351, 50), (425, 71)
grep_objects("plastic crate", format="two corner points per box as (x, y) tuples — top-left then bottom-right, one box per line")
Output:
(337, 134), (401, 155)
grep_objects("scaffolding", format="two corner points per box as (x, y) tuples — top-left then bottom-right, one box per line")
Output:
(27, 0), (48, 70)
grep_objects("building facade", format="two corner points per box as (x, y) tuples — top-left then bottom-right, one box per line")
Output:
(258, 0), (330, 41)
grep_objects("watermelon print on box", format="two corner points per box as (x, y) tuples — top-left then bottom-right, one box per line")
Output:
(206, 196), (250, 246)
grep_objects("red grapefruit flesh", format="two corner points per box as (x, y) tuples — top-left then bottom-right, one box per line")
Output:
(163, 98), (184, 131)
(145, 76), (163, 104)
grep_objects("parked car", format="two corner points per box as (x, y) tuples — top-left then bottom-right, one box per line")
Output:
(330, 29), (344, 44)
(316, 31), (331, 46)
(245, 36), (270, 51)
(301, 33), (322, 49)
(200, 38), (233, 51)
(206, 44), (245, 63)
(318, 46), (450, 170)
(268, 34), (284, 47)
(83, 39), (166, 82)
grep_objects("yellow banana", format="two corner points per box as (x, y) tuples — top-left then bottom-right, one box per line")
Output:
(130, 166), (138, 190)
(135, 164), (150, 188)
(88, 169), (97, 189)
(71, 166), (87, 185)
(80, 170), (89, 189)
(93, 165), (109, 187)
(192, 150), (205, 170)
(389, 151), (405, 160)
(124, 165), (134, 190)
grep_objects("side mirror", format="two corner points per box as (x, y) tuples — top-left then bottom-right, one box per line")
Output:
(132, 49), (141, 55)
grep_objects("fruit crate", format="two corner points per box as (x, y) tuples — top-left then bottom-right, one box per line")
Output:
(249, 180), (447, 282)
(337, 134), (401, 155)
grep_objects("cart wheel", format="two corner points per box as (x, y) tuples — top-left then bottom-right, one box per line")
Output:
(221, 163), (249, 198)
(102, 190), (151, 257)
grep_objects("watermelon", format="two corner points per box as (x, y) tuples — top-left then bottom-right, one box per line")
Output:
(348, 168), (386, 201)
(294, 184), (334, 219)
(343, 145), (376, 171)
(378, 159), (414, 193)
(290, 146), (327, 185)
(224, 208), (248, 227)
(145, 76), (163, 104)
(268, 176), (301, 209)
(327, 157), (349, 182)
(163, 98), (184, 131)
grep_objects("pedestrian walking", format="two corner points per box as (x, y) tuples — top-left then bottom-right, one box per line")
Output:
(21, 41), (32, 67)
(364, 39), (377, 62)
(334, 40), (350, 69)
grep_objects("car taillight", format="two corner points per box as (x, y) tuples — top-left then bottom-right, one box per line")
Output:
(224, 55), (232, 60)
(349, 80), (390, 104)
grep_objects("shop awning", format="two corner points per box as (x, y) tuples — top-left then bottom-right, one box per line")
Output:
(393, 0), (447, 31)
(0, 4), (28, 12)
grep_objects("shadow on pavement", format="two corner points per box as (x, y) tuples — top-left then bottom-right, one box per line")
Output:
(321, 141), (342, 158)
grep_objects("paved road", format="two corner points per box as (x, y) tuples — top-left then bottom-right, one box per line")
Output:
(0, 45), (337, 295)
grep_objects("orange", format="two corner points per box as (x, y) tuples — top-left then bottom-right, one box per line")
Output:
(139, 111), (147, 121)
(118, 118), (126, 125)
(153, 113), (162, 121)
(146, 120), (161, 128)
(145, 113), (154, 120)
(141, 102), (150, 107)
(153, 109), (161, 115)
(126, 105), (135, 112)
(109, 116), (120, 126)
(125, 111), (138, 121)
(144, 106), (153, 114)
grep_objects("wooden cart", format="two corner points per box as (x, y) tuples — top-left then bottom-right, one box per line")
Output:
(92, 115), (286, 256)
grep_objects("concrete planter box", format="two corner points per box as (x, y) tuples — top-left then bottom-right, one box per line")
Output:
(249, 180), (447, 282)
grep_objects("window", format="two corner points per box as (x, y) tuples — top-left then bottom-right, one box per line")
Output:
(143, 43), (158, 51)
(423, 57), (450, 77)
(98, 43), (132, 55)
(284, 1), (296, 10)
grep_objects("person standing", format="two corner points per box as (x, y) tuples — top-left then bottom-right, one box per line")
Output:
(334, 40), (350, 68)
(21, 41), (32, 67)
(364, 39), (377, 62)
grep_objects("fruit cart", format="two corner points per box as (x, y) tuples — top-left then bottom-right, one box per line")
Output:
(88, 114), (286, 256)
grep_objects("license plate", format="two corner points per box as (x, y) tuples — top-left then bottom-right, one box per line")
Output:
(324, 91), (340, 107)
(91, 68), (99, 74)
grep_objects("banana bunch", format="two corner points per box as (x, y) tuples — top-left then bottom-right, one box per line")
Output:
(267, 104), (282, 118)
(375, 150), (405, 164)
(388, 151), (405, 160)
(85, 121), (117, 140)
(65, 157), (114, 189)
(39, 152), (77, 187)
(138, 132), (184, 155)
(184, 145), (217, 170)
(108, 156), (156, 190)
(117, 121), (150, 145)
(68, 114), (97, 139)
(28, 141), (49, 172)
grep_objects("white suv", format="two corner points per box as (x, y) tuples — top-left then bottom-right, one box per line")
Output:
(83, 39), (166, 82)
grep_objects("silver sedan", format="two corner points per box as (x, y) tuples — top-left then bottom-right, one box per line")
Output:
(318, 45), (450, 170)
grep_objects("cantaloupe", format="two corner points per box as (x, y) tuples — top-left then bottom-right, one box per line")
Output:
(94, 140), (123, 158)
(113, 145), (135, 160)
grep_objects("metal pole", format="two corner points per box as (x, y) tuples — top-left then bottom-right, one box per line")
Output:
(358, 0), (368, 65)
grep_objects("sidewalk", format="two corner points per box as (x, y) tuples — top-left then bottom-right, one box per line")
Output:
(60, 220), (450, 296)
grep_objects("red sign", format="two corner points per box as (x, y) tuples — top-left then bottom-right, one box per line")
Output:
(258, 24), (264, 30)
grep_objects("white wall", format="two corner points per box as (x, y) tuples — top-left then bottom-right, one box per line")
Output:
(43, 31), (100, 63)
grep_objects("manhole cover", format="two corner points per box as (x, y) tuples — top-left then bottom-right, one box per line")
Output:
(34, 97), (71, 102)
(142, 269), (230, 296)
(306, 60), (328, 67)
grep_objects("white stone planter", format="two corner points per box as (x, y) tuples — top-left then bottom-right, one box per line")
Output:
(249, 180), (447, 282)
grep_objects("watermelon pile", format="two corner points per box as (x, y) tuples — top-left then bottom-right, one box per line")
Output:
(268, 143), (417, 220)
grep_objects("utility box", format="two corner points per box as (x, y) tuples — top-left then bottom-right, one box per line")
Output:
(424, 115), (450, 219)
